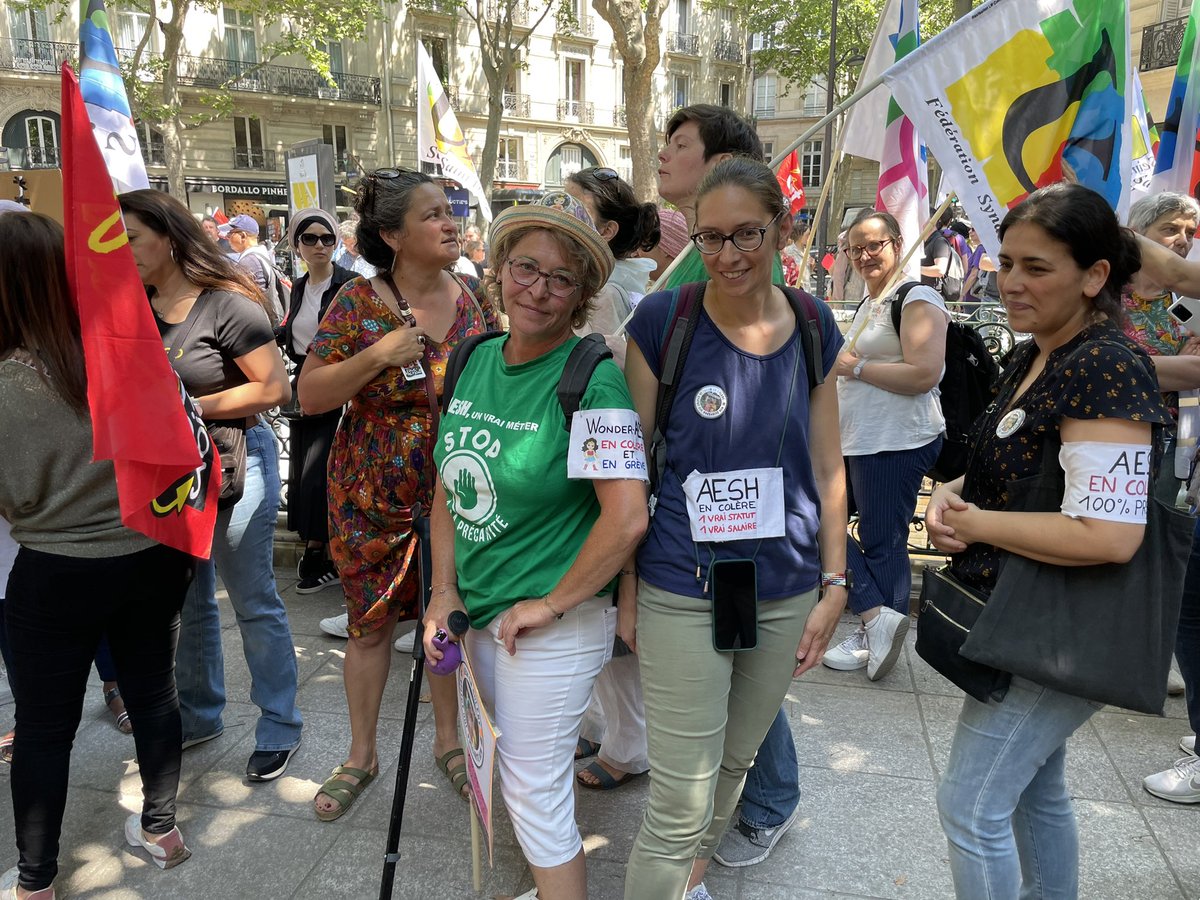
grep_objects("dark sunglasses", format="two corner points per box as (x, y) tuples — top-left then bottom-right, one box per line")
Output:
(299, 232), (337, 247)
(578, 166), (620, 183)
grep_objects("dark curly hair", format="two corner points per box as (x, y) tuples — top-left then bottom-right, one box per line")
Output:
(566, 168), (660, 259)
(353, 168), (436, 270)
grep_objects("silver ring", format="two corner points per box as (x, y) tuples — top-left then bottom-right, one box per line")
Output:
(417, 335), (426, 346)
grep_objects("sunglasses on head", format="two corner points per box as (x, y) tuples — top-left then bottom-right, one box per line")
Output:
(299, 232), (337, 247)
(581, 167), (620, 183)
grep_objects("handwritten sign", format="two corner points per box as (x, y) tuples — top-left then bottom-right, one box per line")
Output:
(457, 647), (500, 865)
(1060, 442), (1150, 524)
(567, 408), (649, 481)
(682, 468), (785, 542)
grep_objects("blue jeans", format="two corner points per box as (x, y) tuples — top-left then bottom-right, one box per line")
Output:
(937, 677), (1100, 900)
(739, 707), (799, 828)
(846, 436), (942, 615)
(1176, 519), (1200, 737)
(176, 423), (302, 752)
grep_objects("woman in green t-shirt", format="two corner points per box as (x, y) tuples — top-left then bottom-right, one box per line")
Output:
(424, 194), (649, 900)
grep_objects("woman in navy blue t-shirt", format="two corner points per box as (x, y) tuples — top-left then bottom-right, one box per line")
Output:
(621, 158), (848, 900)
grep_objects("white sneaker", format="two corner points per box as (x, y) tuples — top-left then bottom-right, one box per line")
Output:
(394, 630), (416, 653)
(319, 612), (349, 639)
(1143, 755), (1200, 803)
(1182, 735), (1196, 756)
(822, 626), (868, 671)
(865, 607), (910, 682)
(1168, 659), (1186, 696)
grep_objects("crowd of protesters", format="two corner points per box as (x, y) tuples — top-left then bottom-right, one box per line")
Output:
(0, 102), (1198, 900)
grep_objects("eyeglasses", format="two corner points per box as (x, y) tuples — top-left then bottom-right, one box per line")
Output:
(505, 257), (580, 298)
(299, 233), (337, 247)
(846, 238), (895, 260)
(584, 167), (620, 182)
(690, 211), (784, 255)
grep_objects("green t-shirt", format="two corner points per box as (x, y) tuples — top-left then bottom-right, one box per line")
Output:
(664, 246), (786, 289)
(435, 335), (639, 627)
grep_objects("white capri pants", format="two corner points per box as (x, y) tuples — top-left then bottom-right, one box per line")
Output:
(469, 595), (615, 867)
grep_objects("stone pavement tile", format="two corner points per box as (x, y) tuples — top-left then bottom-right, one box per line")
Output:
(1075, 799), (1186, 900)
(575, 765), (651, 863)
(787, 682), (936, 781)
(903, 633), (965, 700)
(1089, 710), (1200, 807)
(1141, 805), (1200, 898)
(746, 766), (952, 899)
(917, 694), (1131, 803)
(279, 585), (352, 640)
(294, 825), (530, 899)
(739, 883), (892, 899)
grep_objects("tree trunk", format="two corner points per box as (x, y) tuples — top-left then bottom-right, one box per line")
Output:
(592, 0), (668, 203)
(160, 3), (189, 200)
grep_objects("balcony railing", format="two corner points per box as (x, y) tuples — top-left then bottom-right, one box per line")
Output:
(713, 39), (742, 63)
(666, 32), (700, 55)
(174, 55), (381, 104)
(234, 148), (281, 171)
(2, 145), (61, 168)
(557, 99), (594, 123)
(502, 92), (530, 117)
(412, 0), (458, 16)
(0, 38), (75, 73)
(495, 160), (528, 181)
(558, 15), (595, 37)
(486, 1), (530, 26)
(1141, 16), (1187, 71)
(753, 104), (775, 120)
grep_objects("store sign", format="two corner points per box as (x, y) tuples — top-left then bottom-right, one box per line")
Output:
(185, 178), (288, 198)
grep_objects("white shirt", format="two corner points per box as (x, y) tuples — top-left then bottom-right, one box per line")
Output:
(291, 273), (333, 357)
(837, 284), (950, 456)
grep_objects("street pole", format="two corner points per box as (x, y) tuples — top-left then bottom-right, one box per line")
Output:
(815, 0), (839, 298)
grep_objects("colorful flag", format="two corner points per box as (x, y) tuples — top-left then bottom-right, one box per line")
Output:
(1131, 69), (1159, 202)
(61, 64), (217, 558)
(840, 0), (901, 164)
(79, 0), (149, 193)
(416, 42), (492, 221)
(1150, 1), (1200, 198)
(883, 0), (1131, 258)
(775, 150), (806, 215)
(873, 0), (927, 278)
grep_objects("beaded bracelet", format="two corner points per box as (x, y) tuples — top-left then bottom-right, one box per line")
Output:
(820, 572), (849, 588)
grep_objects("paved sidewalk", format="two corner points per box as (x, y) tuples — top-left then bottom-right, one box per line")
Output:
(1, 569), (1196, 899)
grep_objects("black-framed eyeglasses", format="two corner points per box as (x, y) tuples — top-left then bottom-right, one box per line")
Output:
(505, 257), (580, 298)
(846, 238), (894, 260)
(691, 211), (784, 255)
(299, 232), (337, 247)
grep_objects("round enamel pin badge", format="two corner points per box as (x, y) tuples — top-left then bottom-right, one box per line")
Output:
(694, 385), (727, 419)
(995, 408), (1026, 439)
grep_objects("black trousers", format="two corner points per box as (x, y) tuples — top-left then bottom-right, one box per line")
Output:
(5, 543), (192, 891)
(285, 408), (340, 543)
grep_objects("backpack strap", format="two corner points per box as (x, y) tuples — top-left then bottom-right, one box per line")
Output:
(441, 331), (504, 413)
(781, 285), (824, 392)
(650, 282), (706, 497)
(889, 280), (923, 334)
(556, 333), (613, 431)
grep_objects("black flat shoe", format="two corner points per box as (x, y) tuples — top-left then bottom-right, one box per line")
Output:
(246, 745), (299, 782)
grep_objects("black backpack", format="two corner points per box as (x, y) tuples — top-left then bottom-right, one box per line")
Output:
(649, 281), (826, 497)
(441, 331), (613, 428)
(886, 283), (998, 482)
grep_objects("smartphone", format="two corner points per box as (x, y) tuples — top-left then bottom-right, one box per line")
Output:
(1168, 295), (1200, 336)
(711, 558), (758, 652)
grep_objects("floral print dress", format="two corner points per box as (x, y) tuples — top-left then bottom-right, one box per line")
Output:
(309, 275), (496, 637)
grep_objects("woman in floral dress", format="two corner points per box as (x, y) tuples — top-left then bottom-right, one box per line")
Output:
(298, 169), (495, 820)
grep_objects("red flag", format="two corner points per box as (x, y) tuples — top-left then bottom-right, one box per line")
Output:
(60, 64), (218, 558)
(212, 208), (229, 224)
(775, 150), (806, 216)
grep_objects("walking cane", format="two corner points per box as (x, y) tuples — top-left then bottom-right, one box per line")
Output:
(378, 511), (432, 900)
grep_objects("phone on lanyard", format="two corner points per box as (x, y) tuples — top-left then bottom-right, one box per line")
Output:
(710, 558), (758, 652)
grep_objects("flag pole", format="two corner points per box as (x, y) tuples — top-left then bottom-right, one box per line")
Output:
(797, 156), (841, 281)
(878, 193), (956, 300)
(611, 70), (887, 338)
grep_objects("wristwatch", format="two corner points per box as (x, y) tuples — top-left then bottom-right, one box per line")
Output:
(852, 359), (867, 380)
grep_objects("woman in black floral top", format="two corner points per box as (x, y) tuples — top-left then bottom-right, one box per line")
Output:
(924, 183), (1169, 899)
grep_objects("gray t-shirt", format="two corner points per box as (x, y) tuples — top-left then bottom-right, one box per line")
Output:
(0, 356), (152, 557)
(155, 289), (275, 401)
